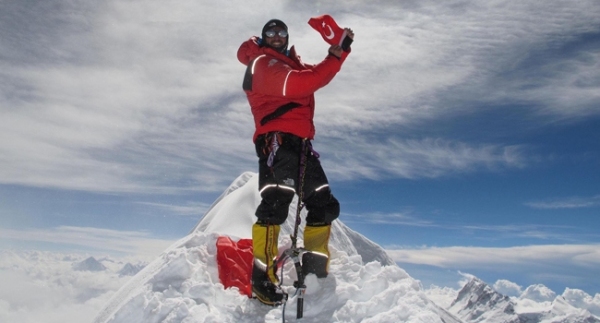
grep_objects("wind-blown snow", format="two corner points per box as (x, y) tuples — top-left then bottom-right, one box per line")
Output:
(521, 284), (557, 303)
(93, 172), (459, 323)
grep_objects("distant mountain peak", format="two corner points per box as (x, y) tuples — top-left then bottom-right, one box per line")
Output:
(450, 277), (518, 322)
(73, 256), (106, 272)
(118, 263), (145, 277)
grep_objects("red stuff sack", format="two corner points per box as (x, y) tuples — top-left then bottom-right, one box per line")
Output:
(216, 236), (253, 296)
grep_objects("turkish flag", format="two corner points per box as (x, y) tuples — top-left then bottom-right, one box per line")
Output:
(308, 14), (347, 46)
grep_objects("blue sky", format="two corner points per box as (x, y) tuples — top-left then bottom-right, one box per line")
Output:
(1, 0), (599, 296)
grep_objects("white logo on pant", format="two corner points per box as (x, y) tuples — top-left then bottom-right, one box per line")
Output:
(283, 178), (295, 187)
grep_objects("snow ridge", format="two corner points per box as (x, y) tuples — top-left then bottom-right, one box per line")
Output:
(93, 172), (457, 323)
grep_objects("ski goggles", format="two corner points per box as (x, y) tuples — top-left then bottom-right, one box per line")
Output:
(265, 29), (288, 38)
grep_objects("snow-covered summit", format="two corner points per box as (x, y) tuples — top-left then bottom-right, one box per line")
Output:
(449, 277), (519, 323)
(93, 172), (459, 323)
(91, 172), (599, 322)
(192, 172), (396, 266)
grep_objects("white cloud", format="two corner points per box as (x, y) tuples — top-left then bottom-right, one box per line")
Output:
(494, 279), (523, 297)
(0, 0), (257, 194)
(0, 250), (142, 323)
(1, 0), (599, 194)
(387, 244), (600, 268)
(343, 210), (435, 226)
(0, 226), (174, 258)
(352, 213), (577, 243)
(135, 201), (212, 216)
(422, 285), (459, 309)
(323, 137), (527, 180)
(520, 284), (557, 302)
(525, 195), (600, 209)
(562, 288), (600, 317)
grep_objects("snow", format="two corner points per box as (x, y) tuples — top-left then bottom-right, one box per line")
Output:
(2, 172), (600, 322)
(439, 276), (600, 323)
(93, 172), (458, 323)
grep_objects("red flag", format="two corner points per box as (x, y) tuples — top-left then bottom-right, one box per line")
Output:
(308, 14), (347, 46)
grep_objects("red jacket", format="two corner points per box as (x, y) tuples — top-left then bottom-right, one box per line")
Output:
(237, 37), (349, 142)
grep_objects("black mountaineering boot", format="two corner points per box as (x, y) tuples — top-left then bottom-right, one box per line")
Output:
(301, 252), (329, 278)
(251, 265), (284, 306)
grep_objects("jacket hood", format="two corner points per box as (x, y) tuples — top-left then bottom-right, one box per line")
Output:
(237, 37), (261, 66)
(237, 36), (297, 66)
